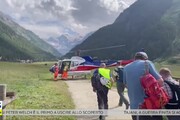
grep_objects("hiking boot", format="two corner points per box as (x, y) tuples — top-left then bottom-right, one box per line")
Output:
(99, 115), (105, 120)
(126, 104), (130, 109)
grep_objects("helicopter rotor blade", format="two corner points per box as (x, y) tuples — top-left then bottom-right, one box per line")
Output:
(68, 44), (126, 55)
(80, 44), (126, 52)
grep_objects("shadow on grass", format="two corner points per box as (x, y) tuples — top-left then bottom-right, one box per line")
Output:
(57, 78), (90, 81)
(39, 78), (53, 81)
(39, 77), (90, 82)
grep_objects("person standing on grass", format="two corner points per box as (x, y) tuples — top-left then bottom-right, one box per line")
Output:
(54, 63), (59, 81)
(62, 63), (69, 80)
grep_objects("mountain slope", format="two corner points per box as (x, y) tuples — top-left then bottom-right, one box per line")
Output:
(47, 32), (93, 55)
(47, 34), (81, 55)
(0, 20), (55, 61)
(0, 11), (61, 57)
(66, 0), (179, 60)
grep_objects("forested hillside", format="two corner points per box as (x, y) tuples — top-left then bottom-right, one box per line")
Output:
(0, 11), (61, 57)
(66, 0), (180, 61)
(0, 20), (55, 61)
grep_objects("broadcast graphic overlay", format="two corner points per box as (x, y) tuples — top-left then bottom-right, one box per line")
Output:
(0, 101), (2, 116)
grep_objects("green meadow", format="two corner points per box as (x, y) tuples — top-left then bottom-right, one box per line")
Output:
(0, 61), (180, 120)
(154, 63), (180, 78)
(0, 62), (75, 120)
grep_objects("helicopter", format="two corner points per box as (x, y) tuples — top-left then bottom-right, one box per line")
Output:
(57, 56), (120, 79)
(55, 44), (133, 79)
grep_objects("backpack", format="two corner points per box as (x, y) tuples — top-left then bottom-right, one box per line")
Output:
(117, 67), (124, 83)
(91, 73), (103, 91)
(49, 65), (55, 73)
(164, 80), (180, 109)
(140, 61), (169, 109)
(114, 67), (123, 82)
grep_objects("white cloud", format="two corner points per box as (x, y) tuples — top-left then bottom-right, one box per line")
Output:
(0, 0), (136, 39)
(71, 23), (88, 35)
(6, 0), (40, 10)
(21, 23), (62, 39)
(99, 0), (120, 12)
(53, 0), (77, 11)
(6, 0), (14, 7)
(99, 0), (130, 13)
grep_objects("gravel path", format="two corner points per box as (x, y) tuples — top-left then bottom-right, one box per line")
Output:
(65, 79), (132, 120)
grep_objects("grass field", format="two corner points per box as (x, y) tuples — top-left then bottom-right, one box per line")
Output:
(0, 62), (75, 120)
(154, 63), (180, 78)
(0, 61), (180, 120)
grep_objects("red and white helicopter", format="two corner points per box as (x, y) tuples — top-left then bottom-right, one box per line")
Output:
(56, 45), (133, 79)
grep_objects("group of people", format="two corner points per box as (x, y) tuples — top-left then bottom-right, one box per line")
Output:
(50, 62), (69, 80)
(91, 51), (179, 120)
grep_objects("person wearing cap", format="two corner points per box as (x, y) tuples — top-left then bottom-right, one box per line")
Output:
(91, 63), (114, 120)
(123, 52), (163, 120)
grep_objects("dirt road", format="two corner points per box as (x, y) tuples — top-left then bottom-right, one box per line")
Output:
(65, 79), (132, 120)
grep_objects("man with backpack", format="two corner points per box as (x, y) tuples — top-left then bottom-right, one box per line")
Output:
(49, 63), (56, 73)
(91, 63), (114, 120)
(160, 68), (180, 120)
(123, 52), (164, 120)
(114, 64), (129, 109)
(49, 63), (59, 81)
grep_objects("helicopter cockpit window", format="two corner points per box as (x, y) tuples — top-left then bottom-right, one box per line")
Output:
(75, 61), (79, 66)
(71, 61), (79, 67)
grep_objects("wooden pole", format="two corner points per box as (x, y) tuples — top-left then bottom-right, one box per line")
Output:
(0, 84), (6, 120)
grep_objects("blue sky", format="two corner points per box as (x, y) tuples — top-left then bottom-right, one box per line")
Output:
(0, 0), (135, 39)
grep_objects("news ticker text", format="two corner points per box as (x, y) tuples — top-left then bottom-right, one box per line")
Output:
(0, 109), (180, 116)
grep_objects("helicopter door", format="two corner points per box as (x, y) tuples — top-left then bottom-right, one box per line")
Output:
(58, 60), (62, 69)
(61, 61), (71, 73)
